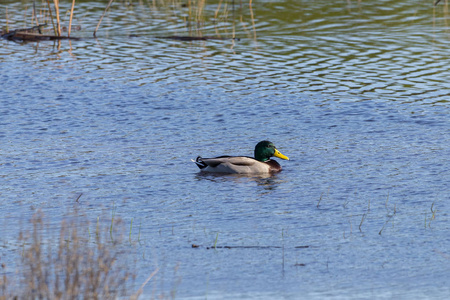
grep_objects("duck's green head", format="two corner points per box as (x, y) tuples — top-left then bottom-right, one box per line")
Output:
(254, 141), (290, 162)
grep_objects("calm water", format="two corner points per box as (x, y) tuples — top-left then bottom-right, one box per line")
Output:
(1, 0), (450, 298)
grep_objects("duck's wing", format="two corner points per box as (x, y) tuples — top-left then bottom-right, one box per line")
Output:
(192, 156), (234, 169)
(192, 156), (270, 174)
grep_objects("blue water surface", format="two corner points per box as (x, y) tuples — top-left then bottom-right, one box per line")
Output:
(1, 0), (450, 298)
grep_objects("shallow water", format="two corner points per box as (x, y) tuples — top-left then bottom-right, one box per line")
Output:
(1, 0), (450, 298)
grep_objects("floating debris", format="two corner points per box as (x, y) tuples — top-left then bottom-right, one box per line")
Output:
(294, 263), (306, 267)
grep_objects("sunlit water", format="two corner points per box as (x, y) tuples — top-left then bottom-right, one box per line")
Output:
(1, 0), (450, 298)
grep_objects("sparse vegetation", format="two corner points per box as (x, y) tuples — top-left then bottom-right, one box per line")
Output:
(2, 0), (252, 41)
(0, 211), (138, 299)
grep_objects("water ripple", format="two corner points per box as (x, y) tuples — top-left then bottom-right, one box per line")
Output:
(1, 0), (450, 105)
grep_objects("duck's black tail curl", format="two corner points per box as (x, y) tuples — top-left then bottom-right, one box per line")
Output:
(192, 156), (207, 169)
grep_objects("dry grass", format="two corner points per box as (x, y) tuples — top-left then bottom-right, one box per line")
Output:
(0, 211), (137, 299)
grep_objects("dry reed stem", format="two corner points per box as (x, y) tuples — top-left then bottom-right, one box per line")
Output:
(32, 0), (39, 27)
(130, 267), (160, 300)
(5, 8), (9, 33)
(94, 0), (116, 37)
(68, 0), (76, 37)
(53, 0), (61, 36)
(249, 0), (257, 43)
(215, 0), (223, 20)
(46, 0), (57, 36)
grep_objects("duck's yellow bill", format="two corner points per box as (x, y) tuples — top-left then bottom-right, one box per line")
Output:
(274, 149), (289, 160)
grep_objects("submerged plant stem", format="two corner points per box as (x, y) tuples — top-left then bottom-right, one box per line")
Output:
(129, 218), (133, 244)
(359, 213), (366, 232)
(213, 232), (219, 249)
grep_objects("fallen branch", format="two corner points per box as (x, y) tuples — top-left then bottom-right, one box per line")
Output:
(155, 35), (240, 41)
(192, 244), (310, 250)
(1, 25), (80, 41)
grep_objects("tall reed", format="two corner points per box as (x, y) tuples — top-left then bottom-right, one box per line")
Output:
(45, 0), (57, 35)
(53, 0), (61, 36)
(40, 0), (76, 37)
(68, 0), (76, 37)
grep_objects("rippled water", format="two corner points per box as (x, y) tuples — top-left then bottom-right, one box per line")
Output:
(1, 0), (450, 298)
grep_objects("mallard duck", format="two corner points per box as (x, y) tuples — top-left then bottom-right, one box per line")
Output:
(192, 140), (289, 174)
